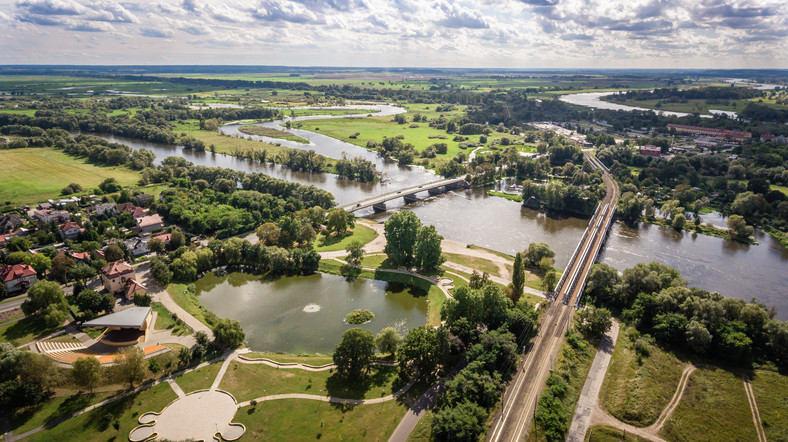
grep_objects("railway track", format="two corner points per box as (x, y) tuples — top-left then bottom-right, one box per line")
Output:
(488, 153), (619, 442)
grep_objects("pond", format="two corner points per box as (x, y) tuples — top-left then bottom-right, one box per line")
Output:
(196, 272), (429, 354)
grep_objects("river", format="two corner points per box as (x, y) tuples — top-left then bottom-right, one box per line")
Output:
(559, 92), (734, 119)
(93, 106), (788, 319)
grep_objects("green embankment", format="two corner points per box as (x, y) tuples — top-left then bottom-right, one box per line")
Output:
(314, 224), (378, 252)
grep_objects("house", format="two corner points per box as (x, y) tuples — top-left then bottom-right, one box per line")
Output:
(0, 232), (16, 248)
(101, 260), (137, 294)
(638, 145), (662, 158)
(33, 209), (69, 223)
(152, 232), (171, 244)
(134, 214), (164, 233)
(93, 202), (116, 216)
(0, 214), (25, 233)
(114, 203), (136, 214)
(37, 202), (53, 210)
(1, 263), (37, 293)
(124, 236), (150, 257)
(55, 250), (91, 264)
(58, 221), (84, 240)
(123, 279), (147, 301)
(136, 194), (154, 207)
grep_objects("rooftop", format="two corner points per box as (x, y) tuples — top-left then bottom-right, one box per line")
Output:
(83, 306), (151, 329)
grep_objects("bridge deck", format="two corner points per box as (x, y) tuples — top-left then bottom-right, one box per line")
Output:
(341, 176), (469, 212)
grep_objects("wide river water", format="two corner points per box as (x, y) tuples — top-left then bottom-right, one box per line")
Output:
(95, 105), (788, 319)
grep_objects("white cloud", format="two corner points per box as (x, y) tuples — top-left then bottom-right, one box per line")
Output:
(0, 0), (785, 67)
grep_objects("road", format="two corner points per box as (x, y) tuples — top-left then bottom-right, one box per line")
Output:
(487, 154), (619, 442)
(0, 295), (26, 313)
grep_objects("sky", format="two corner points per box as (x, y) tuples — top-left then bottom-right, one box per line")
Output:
(0, 0), (786, 68)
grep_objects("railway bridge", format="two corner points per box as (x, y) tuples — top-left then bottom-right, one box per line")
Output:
(487, 153), (619, 442)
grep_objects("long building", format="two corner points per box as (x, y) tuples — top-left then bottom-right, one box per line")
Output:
(667, 124), (751, 142)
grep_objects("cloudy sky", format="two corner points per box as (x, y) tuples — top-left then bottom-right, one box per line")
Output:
(0, 0), (785, 68)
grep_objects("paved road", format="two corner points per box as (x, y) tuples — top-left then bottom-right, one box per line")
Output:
(566, 320), (620, 441)
(0, 295), (26, 313)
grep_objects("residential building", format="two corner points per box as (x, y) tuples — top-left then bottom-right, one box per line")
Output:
(55, 250), (91, 264)
(33, 209), (69, 223)
(123, 279), (147, 301)
(136, 194), (154, 207)
(638, 145), (662, 157)
(124, 236), (150, 257)
(93, 202), (116, 216)
(135, 214), (164, 233)
(0, 214), (25, 233)
(101, 260), (136, 294)
(1, 263), (38, 293)
(58, 221), (84, 240)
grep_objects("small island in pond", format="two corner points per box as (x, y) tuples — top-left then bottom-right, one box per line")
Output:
(345, 309), (375, 324)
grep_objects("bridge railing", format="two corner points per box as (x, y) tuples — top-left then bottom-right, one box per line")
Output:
(574, 205), (616, 308)
(553, 201), (603, 299)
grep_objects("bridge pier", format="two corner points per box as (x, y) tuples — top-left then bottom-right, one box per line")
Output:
(446, 180), (469, 190)
(372, 202), (387, 213)
(427, 187), (444, 196)
(403, 193), (419, 204)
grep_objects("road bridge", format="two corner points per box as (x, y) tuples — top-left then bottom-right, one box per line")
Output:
(487, 153), (619, 442)
(340, 176), (470, 214)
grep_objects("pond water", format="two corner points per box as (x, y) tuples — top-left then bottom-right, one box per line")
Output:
(196, 272), (428, 354)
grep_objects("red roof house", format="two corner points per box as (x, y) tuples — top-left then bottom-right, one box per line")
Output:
(1, 263), (38, 293)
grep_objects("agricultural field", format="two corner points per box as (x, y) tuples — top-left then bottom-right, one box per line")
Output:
(0, 147), (139, 204)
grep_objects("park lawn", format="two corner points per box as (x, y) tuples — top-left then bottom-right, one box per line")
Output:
(175, 362), (223, 394)
(28, 382), (177, 442)
(166, 283), (210, 327)
(296, 115), (480, 161)
(660, 366), (757, 441)
(10, 392), (112, 435)
(357, 254), (397, 269)
(598, 326), (686, 426)
(467, 244), (514, 261)
(151, 302), (192, 336)
(0, 148), (140, 204)
(235, 398), (407, 441)
(585, 425), (652, 442)
(174, 119), (300, 158)
(749, 370), (788, 441)
(219, 361), (401, 403)
(0, 315), (60, 345)
(242, 353), (335, 366)
(314, 224), (378, 252)
(238, 125), (309, 143)
(443, 252), (502, 277)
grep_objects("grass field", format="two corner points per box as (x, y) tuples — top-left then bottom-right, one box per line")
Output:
(443, 252), (502, 276)
(151, 303), (192, 336)
(175, 362), (223, 394)
(235, 398), (407, 441)
(314, 224), (378, 252)
(29, 382), (178, 442)
(585, 425), (652, 442)
(219, 361), (401, 403)
(10, 392), (112, 435)
(660, 366), (757, 441)
(238, 125), (309, 143)
(296, 114), (484, 168)
(242, 353), (335, 366)
(749, 370), (788, 441)
(0, 148), (140, 204)
(0, 315), (60, 345)
(598, 326), (686, 426)
(166, 283), (210, 327)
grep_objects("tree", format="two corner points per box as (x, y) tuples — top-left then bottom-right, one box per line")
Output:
(524, 242), (555, 267)
(149, 257), (173, 285)
(511, 252), (525, 302)
(413, 225), (444, 271)
(685, 320), (712, 353)
(213, 318), (245, 349)
(21, 281), (69, 327)
(50, 254), (75, 283)
(375, 327), (402, 357)
(277, 215), (300, 248)
(298, 223), (316, 246)
(104, 244), (125, 262)
(169, 231), (186, 250)
(325, 208), (354, 235)
(431, 400), (487, 442)
(99, 177), (122, 193)
(114, 346), (147, 388)
(333, 328), (375, 379)
(727, 214), (754, 239)
(72, 357), (102, 392)
(28, 254), (51, 275)
(584, 263), (621, 304)
(345, 241), (365, 265)
(74, 289), (114, 318)
(384, 210), (421, 267)
(542, 269), (558, 293)
(397, 326), (451, 379)
(672, 213), (687, 231)
(148, 238), (165, 254)
(256, 222), (280, 246)
(731, 191), (759, 216)
(68, 263), (96, 285)
(576, 307), (612, 339)
(178, 346), (192, 366)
